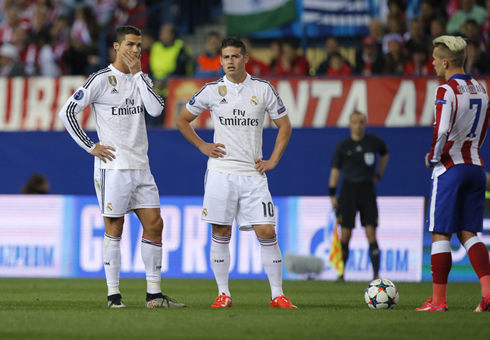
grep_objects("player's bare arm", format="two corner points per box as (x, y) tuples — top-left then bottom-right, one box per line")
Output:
(374, 153), (389, 184)
(329, 168), (340, 209)
(90, 142), (116, 163)
(254, 115), (292, 175)
(176, 107), (226, 158)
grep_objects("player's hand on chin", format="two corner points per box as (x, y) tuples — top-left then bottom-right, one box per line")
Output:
(199, 143), (226, 158)
(254, 158), (277, 175)
(122, 52), (142, 75)
(90, 142), (116, 163)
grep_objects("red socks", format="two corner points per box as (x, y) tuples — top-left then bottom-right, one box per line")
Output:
(465, 238), (490, 297)
(431, 250), (452, 306)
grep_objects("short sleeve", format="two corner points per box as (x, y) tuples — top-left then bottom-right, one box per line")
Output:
(375, 136), (388, 156)
(186, 84), (210, 116)
(331, 141), (343, 169)
(264, 82), (287, 120)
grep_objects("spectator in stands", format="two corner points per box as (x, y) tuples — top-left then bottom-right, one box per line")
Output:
(326, 52), (352, 76)
(241, 38), (270, 77)
(368, 19), (384, 54)
(386, 0), (407, 34)
(383, 34), (408, 75)
(354, 36), (384, 76)
(446, 0), (486, 35)
(113, 0), (147, 30)
(482, 0), (490, 36)
(317, 37), (350, 74)
(269, 39), (281, 74)
(140, 30), (154, 74)
(71, 6), (99, 47)
(0, 43), (26, 77)
(421, 0), (438, 36)
(149, 23), (192, 93)
(22, 173), (49, 194)
(31, 3), (50, 37)
(430, 17), (446, 40)
(463, 19), (485, 50)
(405, 17), (430, 54)
(195, 31), (224, 77)
(275, 39), (309, 76)
(403, 43), (435, 76)
(91, 0), (117, 29)
(0, 5), (28, 45)
(36, 29), (63, 77)
(369, 19), (385, 45)
(464, 40), (490, 74)
(16, 0), (36, 32)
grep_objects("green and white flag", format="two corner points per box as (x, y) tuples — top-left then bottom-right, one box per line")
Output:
(223, 0), (297, 35)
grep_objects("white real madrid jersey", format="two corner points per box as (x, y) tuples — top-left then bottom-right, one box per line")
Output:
(59, 64), (164, 170)
(186, 73), (288, 176)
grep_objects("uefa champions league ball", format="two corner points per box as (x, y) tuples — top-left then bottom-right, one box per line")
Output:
(364, 278), (399, 310)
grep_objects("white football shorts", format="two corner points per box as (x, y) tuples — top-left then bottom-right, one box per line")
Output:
(202, 170), (276, 230)
(94, 168), (160, 217)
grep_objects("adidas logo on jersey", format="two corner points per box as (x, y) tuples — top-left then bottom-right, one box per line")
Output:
(220, 98), (227, 104)
(111, 88), (119, 94)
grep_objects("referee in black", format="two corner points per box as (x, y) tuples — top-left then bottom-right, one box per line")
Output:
(329, 111), (389, 283)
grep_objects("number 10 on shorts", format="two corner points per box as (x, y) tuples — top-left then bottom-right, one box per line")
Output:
(262, 202), (275, 217)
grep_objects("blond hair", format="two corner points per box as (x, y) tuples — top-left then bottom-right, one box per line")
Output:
(432, 35), (466, 67)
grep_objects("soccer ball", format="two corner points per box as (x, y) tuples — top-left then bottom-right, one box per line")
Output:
(364, 278), (399, 310)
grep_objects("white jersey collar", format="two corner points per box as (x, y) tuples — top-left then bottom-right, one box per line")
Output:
(223, 73), (251, 93)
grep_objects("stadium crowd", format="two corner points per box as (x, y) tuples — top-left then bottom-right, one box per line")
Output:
(1, 0), (490, 79)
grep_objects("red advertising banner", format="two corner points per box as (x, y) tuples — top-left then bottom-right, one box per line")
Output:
(165, 76), (490, 129)
(0, 76), (489, 131)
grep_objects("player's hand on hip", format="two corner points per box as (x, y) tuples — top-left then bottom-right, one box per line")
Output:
(425, 153), (434, 168)
(199, 143), (226, 158)
(330, 196), (339, 210)
(254, 158), (277, 175)
(122, 52), (142, 75)
(90, 142), (116, 163)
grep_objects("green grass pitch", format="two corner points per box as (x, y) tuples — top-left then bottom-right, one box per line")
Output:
(0, 278), (487, 339)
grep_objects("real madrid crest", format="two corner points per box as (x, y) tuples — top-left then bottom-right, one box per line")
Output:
(250, 96), (258, 106)
(107, 203), (113, 212)
(108, 76), (117, 86)
(218, 86), (227, 97)
(202, 208), (208, 217)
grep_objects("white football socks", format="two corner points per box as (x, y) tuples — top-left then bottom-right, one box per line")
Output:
(211, 234), (231, 297)
(258, 236), (284, 300)
(141, 238), (163, 294)
(103, 233), (121, 296)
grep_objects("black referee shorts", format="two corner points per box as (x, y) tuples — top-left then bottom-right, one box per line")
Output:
(337, 181), (378, 229)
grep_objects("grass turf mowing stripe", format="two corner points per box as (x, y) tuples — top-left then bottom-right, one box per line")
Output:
(0, 278), (487, 340)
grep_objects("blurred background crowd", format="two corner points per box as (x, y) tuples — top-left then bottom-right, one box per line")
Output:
(1, 0), (490, 122)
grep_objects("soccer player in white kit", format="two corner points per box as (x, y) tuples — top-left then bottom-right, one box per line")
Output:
(59, 26), (186, 309)
(415, 36), (490, 312)
(176, 37), (296, 308)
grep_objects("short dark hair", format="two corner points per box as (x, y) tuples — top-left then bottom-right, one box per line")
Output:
(221, 37), (246, 55)
(115, 25), (141, 44)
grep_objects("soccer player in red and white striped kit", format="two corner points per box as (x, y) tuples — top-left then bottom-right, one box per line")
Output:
(416, 36), (490, 312)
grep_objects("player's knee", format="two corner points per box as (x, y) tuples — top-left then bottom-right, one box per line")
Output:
(212, 224), (232, 237)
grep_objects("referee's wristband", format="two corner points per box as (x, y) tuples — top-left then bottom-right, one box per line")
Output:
(329, 187), (337, 196)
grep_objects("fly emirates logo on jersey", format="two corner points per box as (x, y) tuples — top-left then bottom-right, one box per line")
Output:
(218, 109), (260, 126)
(111, 98), (143, 116)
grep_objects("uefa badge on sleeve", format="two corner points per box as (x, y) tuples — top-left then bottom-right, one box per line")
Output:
(73, 90), (84, 101)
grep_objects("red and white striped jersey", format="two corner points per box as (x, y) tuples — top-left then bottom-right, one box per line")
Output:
(429, 73), (490, 178)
